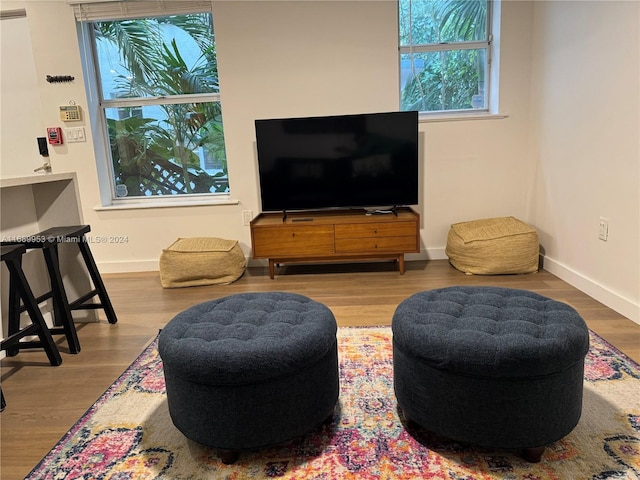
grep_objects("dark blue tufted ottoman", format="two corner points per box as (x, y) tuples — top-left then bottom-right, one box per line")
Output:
(392, 286), (589, 462)
(158, 292), (339, 464)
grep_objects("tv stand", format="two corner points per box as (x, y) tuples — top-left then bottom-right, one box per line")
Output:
(250, 207), (420, 279)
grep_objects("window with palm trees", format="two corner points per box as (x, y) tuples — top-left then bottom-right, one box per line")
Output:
(91, 12), (228, 198)
(399, 0), (493, 113)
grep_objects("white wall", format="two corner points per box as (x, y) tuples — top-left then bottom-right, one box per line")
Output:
(0, 11), (45, 175)
(423, 0), (535, 249)
(529, 1), (640, 321)
(213, 0), (401, 245)
(0, 1), (638, 323)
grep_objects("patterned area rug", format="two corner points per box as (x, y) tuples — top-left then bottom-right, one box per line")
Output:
(27, 327), (640, 479)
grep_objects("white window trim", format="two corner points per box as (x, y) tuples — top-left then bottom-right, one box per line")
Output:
(399, 0), (502, 118)
(102, 93), (221, 109)
(418, 111), (507, 123)
(93, 195), (238, 211)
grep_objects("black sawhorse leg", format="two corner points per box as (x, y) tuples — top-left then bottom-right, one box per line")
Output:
(74, 239), (118, 324)
(40, 242), (81, 353)
(1, 244), (63, 366)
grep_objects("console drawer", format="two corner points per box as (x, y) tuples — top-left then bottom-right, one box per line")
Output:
(335, 236), (417, 253)
(335, 221), (417, 239)
(252, 225), (335, 257)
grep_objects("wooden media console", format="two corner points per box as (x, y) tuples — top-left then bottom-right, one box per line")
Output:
(250, 207), (420, 278)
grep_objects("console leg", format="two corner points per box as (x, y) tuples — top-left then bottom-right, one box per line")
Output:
(398, 255), (405, 275)
(268, 259), (275, 279)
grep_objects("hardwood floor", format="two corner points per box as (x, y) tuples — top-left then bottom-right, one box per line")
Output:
(1, 259), (639, 479)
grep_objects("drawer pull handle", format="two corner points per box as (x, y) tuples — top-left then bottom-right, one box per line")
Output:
(374, 229), (378, 234)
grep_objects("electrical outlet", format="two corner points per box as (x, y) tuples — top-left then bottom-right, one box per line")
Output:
(598, 217), (608, 241)
(242, 210), (253, 226)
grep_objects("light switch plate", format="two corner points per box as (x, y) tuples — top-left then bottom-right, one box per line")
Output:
(65, 127), (86, 143)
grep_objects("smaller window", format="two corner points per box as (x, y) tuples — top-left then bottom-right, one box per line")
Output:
(399, 0), (493, 114)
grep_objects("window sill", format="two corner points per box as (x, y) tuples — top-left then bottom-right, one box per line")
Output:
(418, 112), (509, 123)
(94, 196), (239, 211)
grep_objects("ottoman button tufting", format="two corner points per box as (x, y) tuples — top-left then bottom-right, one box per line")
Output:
(158, 292), (339, 463)
(392, 286), (590, 463)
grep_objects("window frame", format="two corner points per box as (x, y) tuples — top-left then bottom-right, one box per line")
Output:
(398, 0), (497, 118)
(74, 1), (232, 207)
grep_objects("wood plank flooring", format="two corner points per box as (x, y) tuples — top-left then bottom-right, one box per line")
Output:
(2, 260), (639, 479)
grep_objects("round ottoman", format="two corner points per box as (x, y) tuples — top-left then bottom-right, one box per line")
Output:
(392, 286), (590, 462)
(158, 292), (339, 464)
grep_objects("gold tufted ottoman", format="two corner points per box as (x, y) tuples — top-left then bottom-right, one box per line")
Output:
(445, 217), (539, 275)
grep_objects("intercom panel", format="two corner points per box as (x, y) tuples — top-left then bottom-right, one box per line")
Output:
(59, 105), (82, 122)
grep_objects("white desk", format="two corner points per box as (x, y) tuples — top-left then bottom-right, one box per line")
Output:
(1, 173), (97, 342)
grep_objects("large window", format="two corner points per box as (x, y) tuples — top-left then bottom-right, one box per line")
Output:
(399, 0), (494, 114)
(74, 1), (228, 200)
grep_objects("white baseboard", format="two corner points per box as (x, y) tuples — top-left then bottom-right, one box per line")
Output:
(542, 255), (640, 325)
(422, 247), (448, 260)
(98, 251), (442, 273)
(98, 259), (159, 274)
(425, 249), (639, 325)
(95, 252), (639, 325)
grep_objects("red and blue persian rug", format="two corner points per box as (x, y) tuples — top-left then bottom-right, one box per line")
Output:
(27, 327), (640, 479)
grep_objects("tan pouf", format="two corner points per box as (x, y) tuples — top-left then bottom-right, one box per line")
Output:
(445, 217), (539, 275)
(160, 237), (246, 288)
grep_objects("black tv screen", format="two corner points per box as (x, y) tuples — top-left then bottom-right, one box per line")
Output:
(255, 111), (418, 212)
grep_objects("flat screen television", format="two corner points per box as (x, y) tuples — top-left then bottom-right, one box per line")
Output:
(255, 111), (418, 213)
